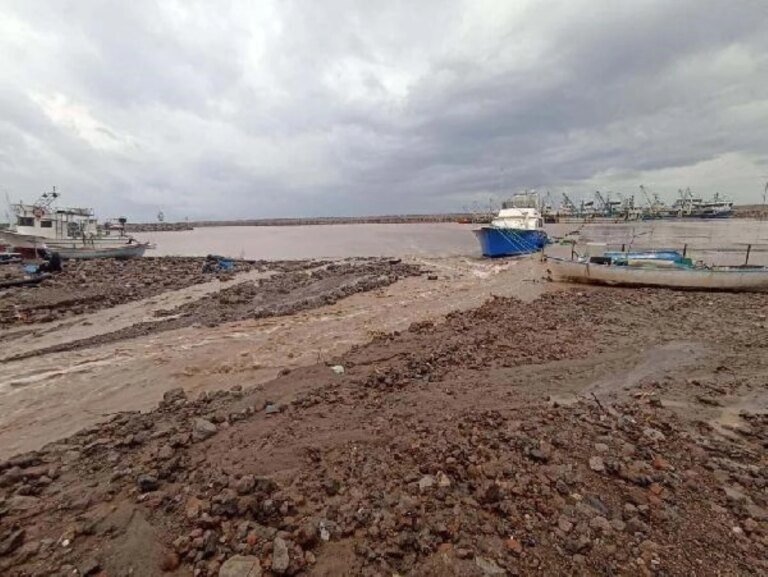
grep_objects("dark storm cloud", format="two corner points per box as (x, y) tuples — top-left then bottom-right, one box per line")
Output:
(1, 0), (767, 219)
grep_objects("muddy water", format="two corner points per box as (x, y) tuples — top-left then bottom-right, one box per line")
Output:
(140, 223), (478, 260)
(139, 219), (768, 264)
(0, 256), (551, 458)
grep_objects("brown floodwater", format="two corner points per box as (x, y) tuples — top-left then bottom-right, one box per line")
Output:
(138, 219), (768, 265)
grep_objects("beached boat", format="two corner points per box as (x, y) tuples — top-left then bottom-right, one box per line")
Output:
(53, 242), (151, 260)
(0, 188), (153, 259)
(546, 253), (768, 292)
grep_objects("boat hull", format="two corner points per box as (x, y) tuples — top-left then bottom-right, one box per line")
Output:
(55, 243), (151, 260)
(0, 230), (48, 254)
(547, 258), (768, 292)
(473, 228), (548, 257)
(0, 230), (150, 259)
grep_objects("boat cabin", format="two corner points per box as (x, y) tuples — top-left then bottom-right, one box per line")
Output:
(13, 203), (100, 240)
(490, 208), (544, 230)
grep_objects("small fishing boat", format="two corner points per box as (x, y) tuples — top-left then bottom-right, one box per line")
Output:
(546, 251), (768, 292)
(0, 187), (153, 259)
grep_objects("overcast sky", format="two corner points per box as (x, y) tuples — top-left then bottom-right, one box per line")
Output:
(1, 0), (767, 220)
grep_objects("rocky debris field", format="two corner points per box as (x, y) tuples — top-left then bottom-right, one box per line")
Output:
(0, 289), (767, 576)
(4, 259), (424, 360)
(0, 257), (270, 327)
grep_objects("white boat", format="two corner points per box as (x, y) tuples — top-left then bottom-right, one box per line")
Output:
(0, 188), (153, 259)
(546, 256), (768, 292)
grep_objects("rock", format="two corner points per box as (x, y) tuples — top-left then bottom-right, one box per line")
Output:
(185, 496), (205, 519)
(330, 365), (345, 375)
(253, 477), (277, 493)
(589, 516), (612, 534)
(529, 447), (550, 463)
(319, 520), (333, 542)
(219, 554), (262, 577)
(474, 556), (506, 575)
(594, 443), (609, 453)
(157, 445), (175, 460)
(557, 516), (574, 534)
(160, 551), (181, 572)
(743, 518), (758, 533)
(696, 395), (721, 406)
(322, 478), (340, 496)
(137, 474), (159, 493)
(610, 518), (626, 532)
(235, 475), (256, 495)
(193, 418), (218, 440)
(295, 521), (318, 547)
(589, 456), (605, 472)
(0, 529), (25, 556)
(642, 427), (666, 443)
(271, 537), (290, 575)
(626, 516), (650, 534)
(505, 537), (523, 556)
(564, 535), (591, 554)
(162, 388), (187, 405)
(583, 494), (610, 517)
(436, 471), (452, 488)
(264, 403), (282, 415)
(418, 475), (436, 492)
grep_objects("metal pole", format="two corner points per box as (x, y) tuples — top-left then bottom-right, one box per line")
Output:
(745, 244), (752, 266)
(683, 243), (687, 258)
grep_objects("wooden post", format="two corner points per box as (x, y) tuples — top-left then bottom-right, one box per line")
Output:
(745, 244), (752, 266)
(683, 243), (687, 258)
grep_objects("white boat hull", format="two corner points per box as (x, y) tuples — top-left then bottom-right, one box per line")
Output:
(55, 243), (151, 260)
(547, 258), (768, 292)
(0, 230), (151, 259)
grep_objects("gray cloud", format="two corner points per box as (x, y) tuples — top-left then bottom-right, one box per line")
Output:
(1, 0), (767, 220)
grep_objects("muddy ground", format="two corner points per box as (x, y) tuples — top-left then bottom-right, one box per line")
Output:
(1, 259), (423, 360)
(0, 288), (766, 576)
(0, 258), (268, 327)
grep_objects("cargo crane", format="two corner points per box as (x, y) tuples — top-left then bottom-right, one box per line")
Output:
(593, 191), (623, 217)
(639, 185), (667, 219)
(561, 192), (579, 217)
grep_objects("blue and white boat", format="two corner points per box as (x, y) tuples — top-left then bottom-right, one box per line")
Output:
(473, 207), (548, 257)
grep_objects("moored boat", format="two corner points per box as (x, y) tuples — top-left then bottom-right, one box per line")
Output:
(473, 207), (548, 257)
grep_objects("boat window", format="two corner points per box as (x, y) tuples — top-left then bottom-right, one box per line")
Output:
(40, 220), (53, 228)
(17, 216), (34, 227)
